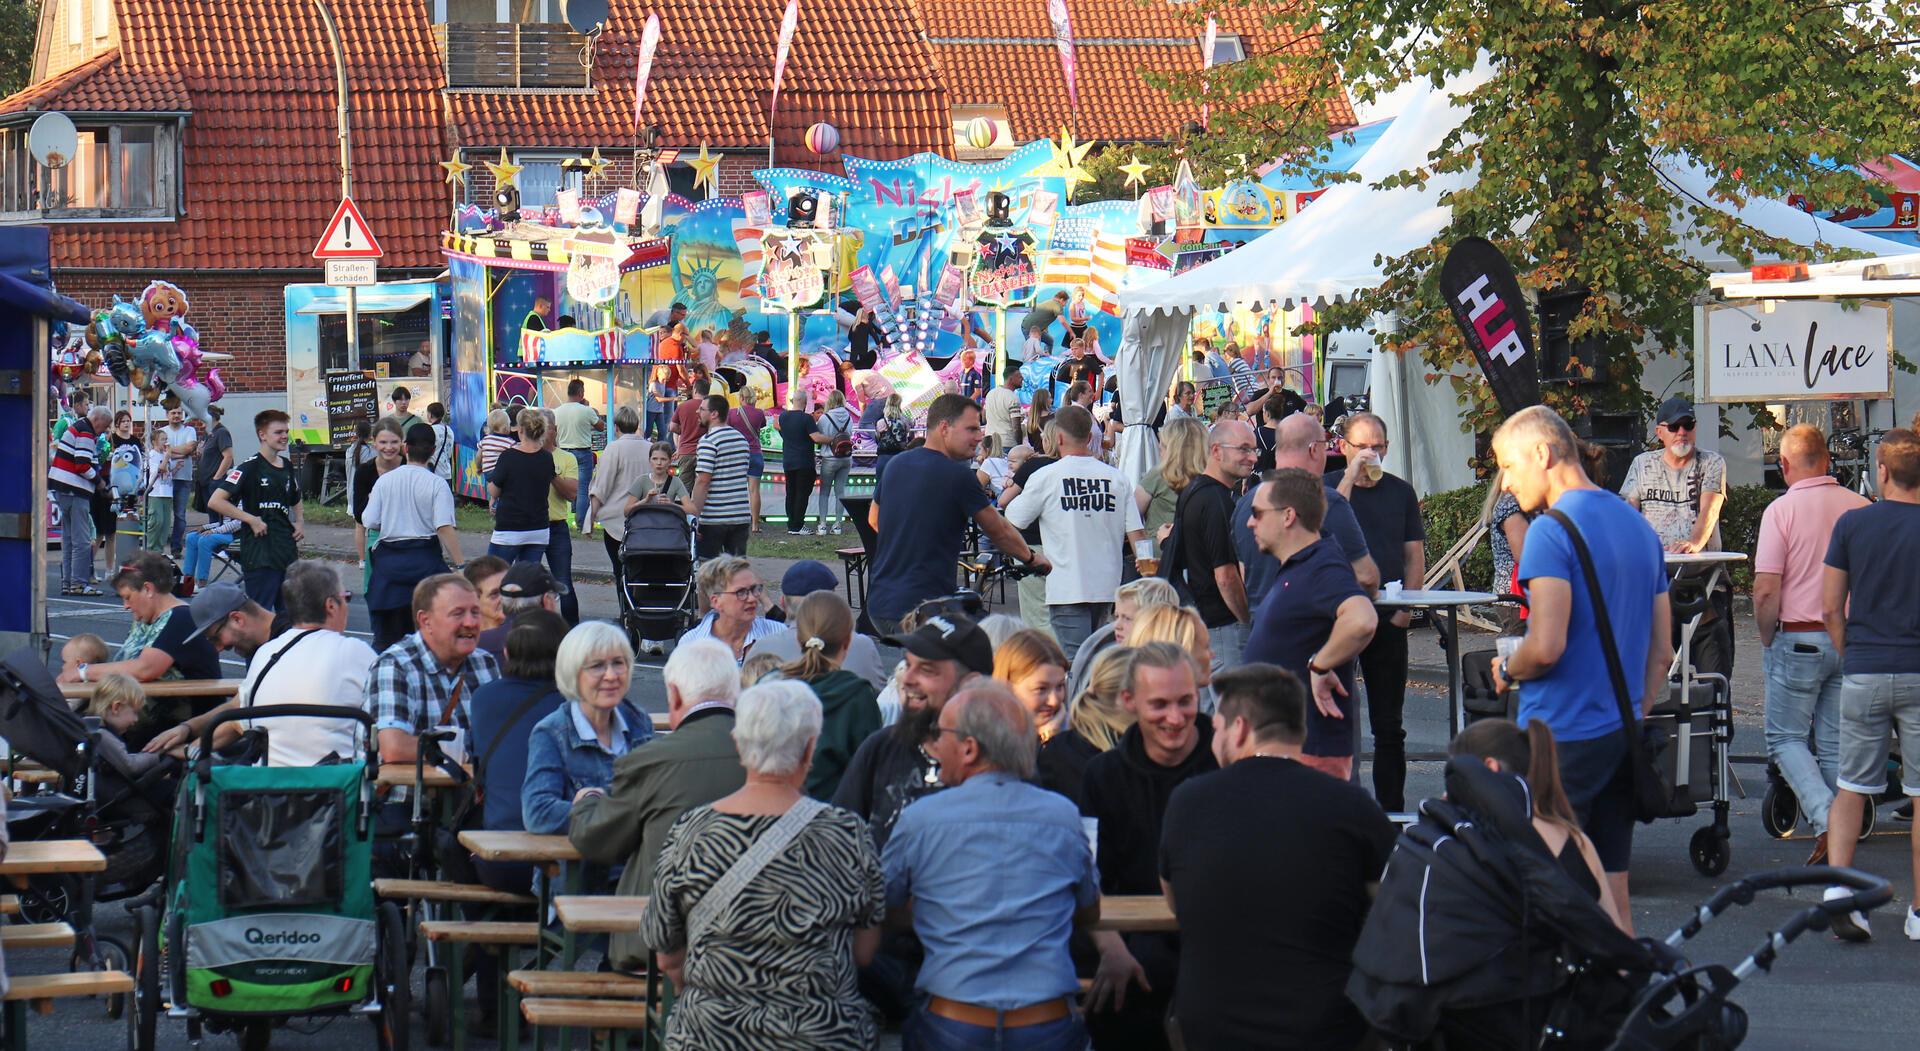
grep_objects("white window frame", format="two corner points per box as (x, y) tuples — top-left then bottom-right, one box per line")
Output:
(1208, 34), (1245, 64)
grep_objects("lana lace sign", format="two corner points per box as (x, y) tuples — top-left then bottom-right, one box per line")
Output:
(1696, 300), (1892, 402)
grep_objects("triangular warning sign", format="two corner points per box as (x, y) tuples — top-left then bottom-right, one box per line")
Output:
(313, 197), (385, 259)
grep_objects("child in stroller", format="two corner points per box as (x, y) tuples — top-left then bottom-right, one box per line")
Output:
(619, 500), (699, 651)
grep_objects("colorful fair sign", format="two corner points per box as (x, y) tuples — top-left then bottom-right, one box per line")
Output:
(1697, 299), (1893, 402)
(313, 197), (384, 259)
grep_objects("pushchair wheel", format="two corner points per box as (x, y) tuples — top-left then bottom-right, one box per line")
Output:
(1691, 826), (1731, 877)
(16, 874), (77, 925)
(240, 1019), (272, 1051)
(98, 935), (131, 1020)
(1860, 800), (1877, 840)
(424, 966), (450, 1047)
(130, 906), (158, 1051)
(1761, 777), (1798, 839)
(376, 901), (410, 1051)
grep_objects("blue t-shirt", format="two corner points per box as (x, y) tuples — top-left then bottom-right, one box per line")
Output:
(1242, 537), (1366, 757)
(1824, 500), (1920, 675)
(777, 409), (818, 473)
(1516, 488), (1669, 743)
(1234, 484), (1369, 608)
(868, 446), (991, 621)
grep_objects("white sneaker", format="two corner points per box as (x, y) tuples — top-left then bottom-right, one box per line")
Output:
(1905, 907), (1920, 942)
(830, 523), (844, 535)
(1827, 886), (1872, 941)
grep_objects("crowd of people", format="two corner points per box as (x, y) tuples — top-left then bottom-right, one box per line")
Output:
(45, 332), (1920, 1049)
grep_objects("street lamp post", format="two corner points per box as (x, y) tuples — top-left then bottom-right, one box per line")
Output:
(313, 0), (359, 371)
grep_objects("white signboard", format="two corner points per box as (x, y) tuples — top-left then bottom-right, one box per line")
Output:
(1697, 299), (1893, 402)
(324, 258), (377, 286)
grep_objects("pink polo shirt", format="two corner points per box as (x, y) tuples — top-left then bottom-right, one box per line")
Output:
(1753, 475), (1869, 624)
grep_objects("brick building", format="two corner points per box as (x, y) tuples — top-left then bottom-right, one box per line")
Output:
(1, 0), (1343, 412)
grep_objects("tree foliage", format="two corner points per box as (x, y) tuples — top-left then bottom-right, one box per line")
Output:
(0, 0), (37, 100)
(1159, 0), (1920, 432)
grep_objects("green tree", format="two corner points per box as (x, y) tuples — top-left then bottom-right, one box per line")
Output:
(0, 0), (36, 100)
(1166, 1), (1920, 433)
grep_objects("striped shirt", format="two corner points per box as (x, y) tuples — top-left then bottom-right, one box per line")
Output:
(695, 426), (753, 525)
(49, 419), (100, 497)
(477, 433), (514, 477)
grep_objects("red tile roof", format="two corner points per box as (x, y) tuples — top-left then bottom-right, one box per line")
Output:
(0, 0), (448, 271)
(446, 0), (951, 172)
(919, 0), (1354, 143)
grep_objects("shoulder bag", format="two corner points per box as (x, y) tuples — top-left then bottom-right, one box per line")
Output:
(1155, 481), (1200, 606)
(1541, 509), (1681, 822)
(687, 797), (828, 948)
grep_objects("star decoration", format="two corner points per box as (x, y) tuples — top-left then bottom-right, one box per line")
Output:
(485, 147), (523, 190)
(584, 147), (611, 181)
(993, 233), (1018, 252)
(1046, 128), (1096, 197)
(439, 152), (472, 187)
(688, 143), (722, 192)
(779, 236), (804, 257)
(1120, 155), (1152, 189)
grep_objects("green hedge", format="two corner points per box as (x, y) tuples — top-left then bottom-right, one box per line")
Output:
(1418, 481), (1777, 593)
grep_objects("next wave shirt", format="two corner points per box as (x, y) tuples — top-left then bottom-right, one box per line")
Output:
(1006, 453), (1143, 606)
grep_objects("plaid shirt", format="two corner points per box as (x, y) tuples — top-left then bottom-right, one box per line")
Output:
(365, 633), (500, 800)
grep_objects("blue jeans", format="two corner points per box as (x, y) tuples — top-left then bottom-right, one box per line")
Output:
(644, 408), (671, 441)
(546, 521), (579, 624)
(243, 567), (286, 611)
(168, 481), (190, 554)
(1207, 619), (1248, 679)
(1763, 631), (1842, 834)
(905, 1006), (1087, 1051)
(54, 490), (94, 588)
(566, 448), (594, 529)
(488, 541), (547, 566)
(816, 457), (850, 527)
(182, 531), (233, 582)
(1049, 603), (1110, 665)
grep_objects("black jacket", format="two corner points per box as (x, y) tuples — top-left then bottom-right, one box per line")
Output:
(1037, 729), (1102, 812)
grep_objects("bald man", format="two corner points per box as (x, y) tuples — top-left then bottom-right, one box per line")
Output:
(1754, 424), (1868, 863)
(1234, 413), (1378, 613)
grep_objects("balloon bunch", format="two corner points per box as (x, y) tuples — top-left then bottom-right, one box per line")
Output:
(85, 281), (226, 421)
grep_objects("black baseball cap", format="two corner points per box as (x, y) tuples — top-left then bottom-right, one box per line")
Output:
(498, 562), (568, 599)
(1656, 396), (1695, 428)
(886, 614), (993, 677)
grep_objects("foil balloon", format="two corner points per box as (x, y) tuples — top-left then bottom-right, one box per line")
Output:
(106, 298), (147, 342)
(805, 122), (839, 155)
(131, 328), (182, 386)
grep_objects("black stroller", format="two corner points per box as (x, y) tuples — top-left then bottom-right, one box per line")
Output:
(618, 503), (699, 650)
(0, 648), (179, 922)
(1349, 757), (1892, 1050)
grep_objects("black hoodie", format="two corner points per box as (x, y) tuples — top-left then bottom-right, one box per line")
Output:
(1080, 719), (1218, 897)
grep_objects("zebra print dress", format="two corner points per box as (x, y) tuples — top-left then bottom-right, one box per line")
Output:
(641, 805), (885, 1049)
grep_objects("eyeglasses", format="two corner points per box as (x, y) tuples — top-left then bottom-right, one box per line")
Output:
(328, 590), (355, 605)
(719, 584), (764, 601)
(1668, 417), (1697, 432)
(1216, 443), (1258, 456)
(1248, 503), (1287, 521)
(1345, 441), (1388, 454)
(583, 657), (631, 677)
(925, 724), (970, 743)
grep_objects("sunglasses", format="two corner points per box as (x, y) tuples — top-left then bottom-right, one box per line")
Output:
(1667, 417), (1696, 432)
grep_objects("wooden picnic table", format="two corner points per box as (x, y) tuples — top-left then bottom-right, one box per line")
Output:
(548, 893), (1177, 934)
(375, 763), (470, 789)
(458, 830), (581, 865)
(59, 679), (238, 701)
(555, 895), (649, 933)
(0, 840), (106, 877)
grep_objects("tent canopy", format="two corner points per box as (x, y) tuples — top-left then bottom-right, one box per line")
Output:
(1122, 63), (1911, 318)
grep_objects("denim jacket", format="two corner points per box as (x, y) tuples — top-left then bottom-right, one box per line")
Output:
(522, 700), (657, 834)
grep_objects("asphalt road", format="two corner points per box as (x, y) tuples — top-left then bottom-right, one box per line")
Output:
(19, 560), (1920, 1049)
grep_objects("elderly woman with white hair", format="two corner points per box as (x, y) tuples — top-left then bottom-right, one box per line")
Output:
(641, 680), (884, 1049)
(521, 620), (657, 834)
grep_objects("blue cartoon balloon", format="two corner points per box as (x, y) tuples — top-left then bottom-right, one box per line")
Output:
(132, 328), (182, 386)
(106, 297), (147, 341)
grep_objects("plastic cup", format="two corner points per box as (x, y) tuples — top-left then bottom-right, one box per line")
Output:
(1133, 539), (1153, 562)
(1496, 636), (1523, 661)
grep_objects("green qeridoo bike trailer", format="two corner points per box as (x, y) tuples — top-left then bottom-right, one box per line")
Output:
(129, 705), (408, 1051)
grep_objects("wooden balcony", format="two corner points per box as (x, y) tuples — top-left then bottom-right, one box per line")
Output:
(435, 22), (591, 91)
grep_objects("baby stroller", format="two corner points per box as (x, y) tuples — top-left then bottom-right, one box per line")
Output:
(1349, 756), (1893, 1050)
(129, 706), (408, 1051)
(0, 647), (178, 922)
(618, 502), (699, 649)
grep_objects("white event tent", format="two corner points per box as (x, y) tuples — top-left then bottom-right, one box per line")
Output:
(1112, 64), (1913, 492)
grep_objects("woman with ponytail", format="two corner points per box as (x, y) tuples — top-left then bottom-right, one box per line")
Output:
(1450, 718), (1629, 933)
(779, 590), (881, 800)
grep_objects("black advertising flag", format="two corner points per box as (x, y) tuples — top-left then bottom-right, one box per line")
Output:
(1439, 237), (1540, 416)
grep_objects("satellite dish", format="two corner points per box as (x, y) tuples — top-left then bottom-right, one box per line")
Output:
(562, 0), (608, 35)
(28, 112), (77, 170)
